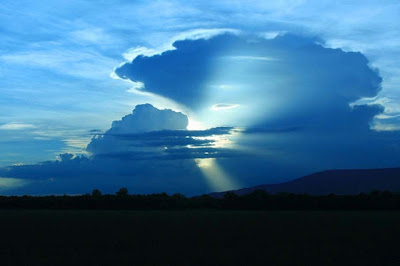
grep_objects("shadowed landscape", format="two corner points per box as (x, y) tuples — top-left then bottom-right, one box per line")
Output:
(0, 183), (400, 265)
(0, 210), (399, 265)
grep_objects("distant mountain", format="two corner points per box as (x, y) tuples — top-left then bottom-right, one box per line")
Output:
(211, 168), (400, 197)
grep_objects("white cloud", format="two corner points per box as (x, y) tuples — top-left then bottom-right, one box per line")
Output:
(259, 31), (287, 39)
(129, 81), (145, 90)
(227, 55), (276, 61)
(173, 28), (240, 42)
(122, 46), (160, 62)
(0, 123), (36, 130)
(371, 123), (400, 131)
(1, 49), (118, 80)
(121, 28), (240, 63)
(69, 28), (110, 44)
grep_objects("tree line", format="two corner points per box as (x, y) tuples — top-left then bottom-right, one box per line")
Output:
(0, 188), (400, 210)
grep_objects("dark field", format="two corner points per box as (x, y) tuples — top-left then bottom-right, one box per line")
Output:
(0, 210), (399, 266)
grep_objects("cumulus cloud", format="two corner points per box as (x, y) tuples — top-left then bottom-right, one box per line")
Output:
(0, 105), (240, 195)
(113, 33), (400, 184)
(0, 104), (241, 195)
(106, 103), (187, 134)
(87, 104), (236, 160)
(114, 34), (382, 128)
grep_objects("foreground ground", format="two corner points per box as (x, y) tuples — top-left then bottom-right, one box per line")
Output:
(0, 210), (399, 265)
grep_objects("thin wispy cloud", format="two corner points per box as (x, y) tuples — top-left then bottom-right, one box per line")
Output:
(0, 123), (36, 130)
(212, 104), (240, 111)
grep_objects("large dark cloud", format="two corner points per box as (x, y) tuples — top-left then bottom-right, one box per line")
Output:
(115, 34), (382, 130)
(113, 33), (400, 184)
(115, 38), (229, 109)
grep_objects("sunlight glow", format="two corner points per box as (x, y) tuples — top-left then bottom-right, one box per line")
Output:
(192, 135), (232, 148)
(187, 118), (206, 130)
(0, 177), (30, 190)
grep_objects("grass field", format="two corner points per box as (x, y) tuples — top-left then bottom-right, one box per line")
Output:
(0, 210), (399, 265)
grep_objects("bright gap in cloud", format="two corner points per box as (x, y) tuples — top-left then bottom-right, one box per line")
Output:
(187, 118), (206, 130)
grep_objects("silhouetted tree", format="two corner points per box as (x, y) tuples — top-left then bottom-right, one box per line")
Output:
(223, 192), (239, 200)
(172, 193), (186, 200)
(381, 190), (393, 199)
(116, 187), (129, 197)
(0, 188), (399, 210)
(248, 189), (269, 200)
(92, 189), (102, 198)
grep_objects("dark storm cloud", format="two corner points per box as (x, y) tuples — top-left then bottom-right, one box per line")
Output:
(115, 34), (382, 120)
(115, 36), (237, 109)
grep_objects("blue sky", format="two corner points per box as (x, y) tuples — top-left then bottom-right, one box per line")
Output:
(1, 0), (400, 194)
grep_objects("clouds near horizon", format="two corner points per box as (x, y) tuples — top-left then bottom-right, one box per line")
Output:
(1, 33), (400, 196)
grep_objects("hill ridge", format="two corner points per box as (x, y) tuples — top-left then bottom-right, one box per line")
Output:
(210, 167), (400, 197)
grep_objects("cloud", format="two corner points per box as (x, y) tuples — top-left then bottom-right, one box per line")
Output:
(2, 0), (400, 176)
(112, 33), (400, 185)
(121, 28), (240, 63)
(211, 104), (240, 111)
(0, 155), (210, 196)
(227, 55), (276, 61)
(87, 103), (187, 155)
(1, 33), (400, 196)
(69, 27), (111, 45)
(0, 104), (242, 195)
(114, 34), (382, 130)
(0, 123), (36, 130)
(1, 49), (119, 80)
(108, 104), (188, 133)
(114, 33), (241, 109)
(87, 104), (236, 159)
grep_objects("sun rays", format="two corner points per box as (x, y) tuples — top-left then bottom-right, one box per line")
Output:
(195, 158), (240, 192)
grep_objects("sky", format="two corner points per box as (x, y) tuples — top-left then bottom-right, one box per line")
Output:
(0, 0), (400, 195)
